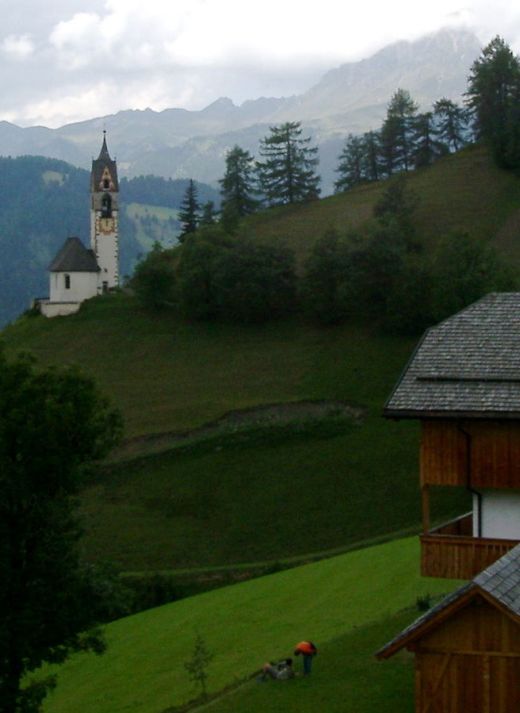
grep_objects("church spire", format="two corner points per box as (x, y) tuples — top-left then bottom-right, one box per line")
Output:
(97, 130), (112, 161)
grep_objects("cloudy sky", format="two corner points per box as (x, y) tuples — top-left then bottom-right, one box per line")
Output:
(1, 0), (520, 128)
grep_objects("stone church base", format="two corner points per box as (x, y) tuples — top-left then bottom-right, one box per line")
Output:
(39, 300), (82, 318)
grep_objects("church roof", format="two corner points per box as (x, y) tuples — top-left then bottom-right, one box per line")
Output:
(384, 292), (520, 419)
(90, 132), (119, 192)
(376, 543), (520, 659)
(48, 237), (100, 273)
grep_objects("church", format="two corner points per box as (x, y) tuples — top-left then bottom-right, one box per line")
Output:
(39, 133), (119, 318)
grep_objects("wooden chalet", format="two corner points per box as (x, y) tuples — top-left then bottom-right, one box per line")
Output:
(385, 293), (520, 580)
(376, 544), (520, 713)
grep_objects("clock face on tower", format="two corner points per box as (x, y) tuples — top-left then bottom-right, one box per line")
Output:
(99, 217), (115, 234)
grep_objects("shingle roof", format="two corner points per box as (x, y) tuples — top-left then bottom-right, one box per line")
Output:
(48, 237), (100, 272)
(376, 543), (520, 659)
(90, 133), (119, 192)
(384, 293), (520, 418)
(474, 543), (520, 614)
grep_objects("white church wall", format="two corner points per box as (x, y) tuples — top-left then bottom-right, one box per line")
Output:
(473, 489), (520, 539)
(95, 231), (119, 289)
(50, 271), (99, 304)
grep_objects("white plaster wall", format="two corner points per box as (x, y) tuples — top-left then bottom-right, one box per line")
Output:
(49, 271), (99, 303)
(473, 490), (520, 539)
(95, 233), (119, 288)
(40, 301), (81, 318)
(91, 210), (119, 288)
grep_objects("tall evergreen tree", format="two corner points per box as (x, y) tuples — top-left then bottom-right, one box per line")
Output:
(178, 179), (200, 241)
(256, 122), (320, 206)
(412, 112), (445, 169)
(335, 134), (365, 192)
(466, 36), (520, 168)
(219, 145), (258, 218)
(433, 98), (469, 153)
(361, 130), (381, 182)
(380, 89), (418, 175)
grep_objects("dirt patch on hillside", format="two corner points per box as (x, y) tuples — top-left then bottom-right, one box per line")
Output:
(110, 400), (365, 461)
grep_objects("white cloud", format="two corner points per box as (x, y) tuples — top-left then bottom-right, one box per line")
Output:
(2, 34), (34, 60)
(2, 0), (520, 126)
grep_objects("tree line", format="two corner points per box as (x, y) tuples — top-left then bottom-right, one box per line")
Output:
(176, 34), (520, 241)
(177, 121), (321, 239)
(133, 174), (515, 333)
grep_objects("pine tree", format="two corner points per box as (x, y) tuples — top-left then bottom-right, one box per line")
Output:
(335, 134), (365, 192)
(433, 98), (469, 153)
(466, 36), (520, 167)
(361, 131), (381, 182)
(219, 145), (258, 218)
(412, 112), (446, 169)
(380, 89), (418, 175)
(256, 122), (320, 206)
(178, 179), (200, 241)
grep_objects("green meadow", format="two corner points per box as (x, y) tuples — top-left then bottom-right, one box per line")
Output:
(4, 295), (468, 571)
(41, 537), (460, 713)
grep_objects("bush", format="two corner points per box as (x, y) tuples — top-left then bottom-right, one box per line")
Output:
(132, 243), (177, 309)
(177, 228), (296, 323)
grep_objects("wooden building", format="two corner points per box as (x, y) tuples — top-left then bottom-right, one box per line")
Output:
(376, 544), (520, 713)
(385, 293), (520, 580)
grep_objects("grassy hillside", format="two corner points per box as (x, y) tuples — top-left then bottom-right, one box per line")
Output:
(3, 293), (468, 571)
(246, 144), (520, 266)
(2, 145), (507, 571)
(40, 537), (460, 713)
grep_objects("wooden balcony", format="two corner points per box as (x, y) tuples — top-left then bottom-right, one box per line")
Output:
(421, 513), (518, 580)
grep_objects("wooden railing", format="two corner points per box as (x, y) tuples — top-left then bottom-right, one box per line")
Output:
(421, 514), (518, 579)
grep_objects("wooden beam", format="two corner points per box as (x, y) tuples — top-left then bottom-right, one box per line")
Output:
(418, 647), (520, 658)
(422, 484), (430, 534)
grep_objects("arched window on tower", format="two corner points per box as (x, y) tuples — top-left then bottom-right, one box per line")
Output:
(101, 193), (112, 218)
(103, 178), (110, 189)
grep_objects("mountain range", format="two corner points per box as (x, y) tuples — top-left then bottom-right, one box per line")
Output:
(0, 28), (481, 194)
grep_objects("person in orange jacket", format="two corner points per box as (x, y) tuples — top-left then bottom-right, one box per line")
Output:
(294, 641), (317, 675)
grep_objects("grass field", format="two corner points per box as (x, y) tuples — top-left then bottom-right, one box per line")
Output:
(4, 294), (469, 570)
(204, 612), (417, 713)
(40, 537), (460, 713)
(3, 293), (416, 437)
(245, 144), (520, 267)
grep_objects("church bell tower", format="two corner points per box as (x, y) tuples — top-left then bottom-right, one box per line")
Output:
(90, 131), (119, 290)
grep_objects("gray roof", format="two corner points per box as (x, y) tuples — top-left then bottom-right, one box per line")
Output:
(48, 237), (100, 273)
(376, 543), (520, 658)
(474, 543), (520, 614)
(385, 293), (520, 418)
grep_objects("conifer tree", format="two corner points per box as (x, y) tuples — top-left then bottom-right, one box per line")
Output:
(466, 36), (520, 168)
(178, 179), (200, 241)
(335, 134), (365, 192)
(433, 98), (469, 153)
(380, 89), (418, 175)
(412, 112), (446, 169)
(361, 130), (381, 182)
(256, 122), (320, 206)
(219, 145), (258, 218)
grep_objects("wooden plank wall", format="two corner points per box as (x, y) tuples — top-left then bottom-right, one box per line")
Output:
(421, 420), (520, 488)
(415, 599), (520, 713)
(420, 535), (517, 580)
